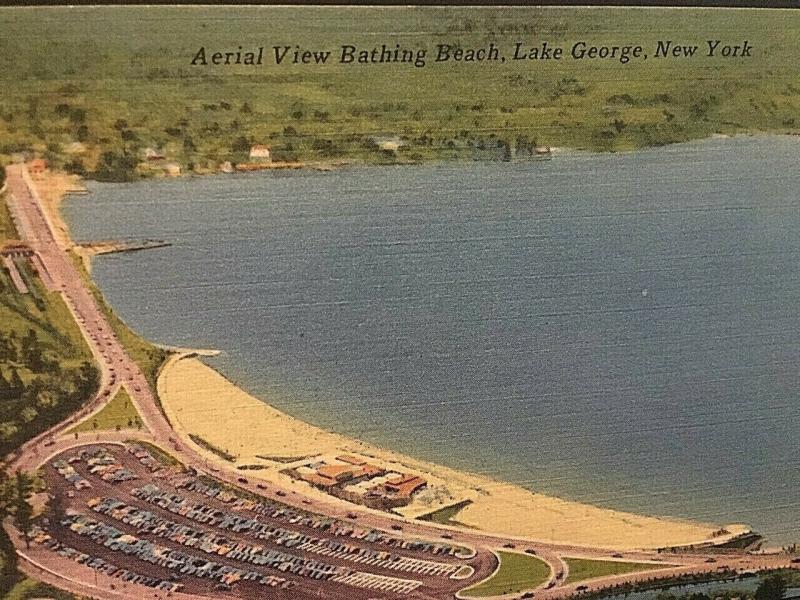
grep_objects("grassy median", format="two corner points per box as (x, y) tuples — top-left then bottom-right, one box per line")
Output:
(460, 550), (550, 598)
(69, 387), (145, 433)
(564, 557), (663, 584)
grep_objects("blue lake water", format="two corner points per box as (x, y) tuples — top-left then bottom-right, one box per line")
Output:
(62, 136), (800, 545)
(611, 580), (799, 600)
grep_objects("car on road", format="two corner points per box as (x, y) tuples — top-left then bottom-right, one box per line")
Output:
(391, 524), (402, 531)
(441, 533), (453, 539)
(524, 548), (537, 555)
(237, 477), (248, 484)
(503, 543), (516, 548)
(704, 558), (717, 563)
(576, 585), (589, 592)
(611, 553), (623, 558)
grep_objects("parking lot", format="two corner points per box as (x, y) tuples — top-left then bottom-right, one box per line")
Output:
(36, 443), (495, 599)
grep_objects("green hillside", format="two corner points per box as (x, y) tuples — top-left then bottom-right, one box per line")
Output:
(0, 195), (98, 456)
(0, 7), (798, 179)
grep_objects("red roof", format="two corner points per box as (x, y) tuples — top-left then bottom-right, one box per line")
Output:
(316, 465), (355, 481)
(300, 473), (338, 488)
(336, 455), (366, 466)
(384, 475), (427, 498)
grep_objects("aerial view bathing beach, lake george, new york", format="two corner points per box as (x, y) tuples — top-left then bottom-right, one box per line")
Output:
(0, 5), (799, 600)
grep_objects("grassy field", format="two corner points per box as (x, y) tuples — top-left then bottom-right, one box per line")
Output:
(460, 550), (551, 598)
(0, 7), (799, 179)
(69, 387), (144, 433)
(564, 557), (663, 584)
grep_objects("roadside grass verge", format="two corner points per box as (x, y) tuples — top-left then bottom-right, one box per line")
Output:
(0, 189), (17, 242)
(459, 550), (550, 598)
(2, 576), (81, 600)
(564, 557), (665, 584)
(189, 433), (237, 462)
(69, 387), (145, 433)
(417, 499), (473, 526)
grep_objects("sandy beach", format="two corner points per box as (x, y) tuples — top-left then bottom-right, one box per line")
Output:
(157, 355), (747, 551)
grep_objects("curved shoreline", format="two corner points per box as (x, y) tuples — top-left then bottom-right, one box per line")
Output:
(47, 165), (754, 551)
(156, 352), (747, 551)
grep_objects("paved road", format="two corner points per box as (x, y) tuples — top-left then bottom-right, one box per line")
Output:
(3, 163), (797, 600)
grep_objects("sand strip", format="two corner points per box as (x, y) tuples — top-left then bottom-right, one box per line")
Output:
(157, 355), (747, 551)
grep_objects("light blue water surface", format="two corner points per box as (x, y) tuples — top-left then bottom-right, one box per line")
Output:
(62, 136), (800, 544)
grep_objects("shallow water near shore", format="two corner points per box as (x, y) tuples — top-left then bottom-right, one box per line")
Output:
(62, 136), (800, 545)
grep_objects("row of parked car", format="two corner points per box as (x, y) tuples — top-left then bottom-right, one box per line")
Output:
(28, 524), (183, 593)
(132, 483), (457, 577)
(89, 496), (353, 583)
(126, 443), (167, 474)
(52, 459), (92, 490)
(65, 446), (137, 484)
(175, 477), (466, 557)
(62, 513), (296, 591)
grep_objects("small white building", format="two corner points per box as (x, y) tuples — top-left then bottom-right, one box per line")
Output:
(144, 147), (166, 161)
(379, 140), (401, 153)
(64, 141), (86, 155)
(249, 145), (271, 162)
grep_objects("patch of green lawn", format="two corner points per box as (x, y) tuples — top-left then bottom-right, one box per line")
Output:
(2, 577), (82, 600)
(417, 500), (473, 526)
(69, 387), (144, 433)
(564, 557), (663, 584)
(460, 550), (551, 598)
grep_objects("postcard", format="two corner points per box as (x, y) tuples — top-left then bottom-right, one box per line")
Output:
(0, 5), (798, 600)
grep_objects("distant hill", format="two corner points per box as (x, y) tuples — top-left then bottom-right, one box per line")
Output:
(0, 7), (798, 179)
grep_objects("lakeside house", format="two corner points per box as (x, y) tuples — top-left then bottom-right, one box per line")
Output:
(286, 455), (426, 510)
(29, 158), (47, 176)
(384, 474), (427, 499)
(373, 136), (404, 155)
(379, 140), (402, 153)
(144, 147), (166, 161)
(64, 141), (87, 155)
(249, 144), (271, 162)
